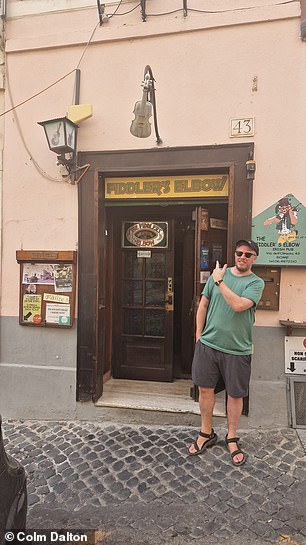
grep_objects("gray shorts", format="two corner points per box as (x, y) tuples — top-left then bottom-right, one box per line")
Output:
(192, 341), (251, 398)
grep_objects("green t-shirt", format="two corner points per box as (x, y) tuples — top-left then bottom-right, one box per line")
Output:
(200, 268), (264, 355)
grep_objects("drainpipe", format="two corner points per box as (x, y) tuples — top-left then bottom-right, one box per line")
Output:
(300, 0), (306, 40)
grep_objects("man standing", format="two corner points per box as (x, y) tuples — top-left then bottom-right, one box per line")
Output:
(188, 240), (264, 466)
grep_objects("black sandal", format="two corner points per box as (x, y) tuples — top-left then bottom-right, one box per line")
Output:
(225, 434), (246, 466)
(188, 429), (218, 456)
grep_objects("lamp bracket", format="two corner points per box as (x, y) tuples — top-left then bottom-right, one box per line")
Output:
(97, 0), (105, 25)
(144, 65), (162, 145)
(57, 153), (74, 169)
(140, 0), (146, 21)
(246, 151), (256, 181)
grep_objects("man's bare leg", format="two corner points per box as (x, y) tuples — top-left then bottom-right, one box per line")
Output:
(188, 387), (215, 454)
(226, 395), (244, 464)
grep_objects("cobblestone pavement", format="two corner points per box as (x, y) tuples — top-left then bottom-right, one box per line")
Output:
(3, 420), (306, 545)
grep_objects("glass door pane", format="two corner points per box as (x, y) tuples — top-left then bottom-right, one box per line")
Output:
(122, 250), (167, 337)
(145, 310), (165, 336)
(145, 281), (165, 306)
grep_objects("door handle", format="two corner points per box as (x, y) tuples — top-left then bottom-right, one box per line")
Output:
(166, 293), (173, 305)
(165, 292), (174, 311)
(165, 277), (174, 311)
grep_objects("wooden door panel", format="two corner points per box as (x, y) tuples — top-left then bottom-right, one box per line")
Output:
(112, 218), (174, 382)
(115, 338), (168, 381)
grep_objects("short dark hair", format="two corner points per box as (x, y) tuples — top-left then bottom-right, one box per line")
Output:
(235, 239), (259, 256)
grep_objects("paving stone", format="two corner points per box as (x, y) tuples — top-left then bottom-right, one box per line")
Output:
(213, 501), (230, 514)
(48, 474), (63, 486)
(52, 482), (67, 494)
(205, 495), (220, 507)
(73, 480), (87, 490)
(28, 494), (40, 506)
(66, 472), (79, 483)
(42, 491), (57, 503)
(156, 517), (172, 530)
(227, 495), (246, 509)
(189, 526), (205, 539)
(36, 485), (50, 495)
(287, 517), (306, 532)
(250, 521), (270, 537)
(118, 470), (133, 482)
(293, 467), (306, 479)
(214, 526), (233, 539)
(128, 462), (142, 472)
(54, 454), (67, 464)
(159, 491), (180, 504)
(2, 421), (306, 543)
(261, 501), (279, 515)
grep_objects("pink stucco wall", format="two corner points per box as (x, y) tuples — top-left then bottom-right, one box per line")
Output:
(2, 1), (306, 325)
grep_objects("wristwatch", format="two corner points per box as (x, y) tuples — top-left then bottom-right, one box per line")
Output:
(214, 279), (223, 287)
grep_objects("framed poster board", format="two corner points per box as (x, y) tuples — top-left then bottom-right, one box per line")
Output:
(16, 250), (77, 328)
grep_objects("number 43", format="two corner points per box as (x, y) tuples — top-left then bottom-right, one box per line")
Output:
(230, 118), (254, 137)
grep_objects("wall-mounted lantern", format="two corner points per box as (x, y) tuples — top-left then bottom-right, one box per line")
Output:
(38, 117), (78, 181)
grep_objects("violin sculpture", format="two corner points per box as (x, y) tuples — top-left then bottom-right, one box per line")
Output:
(130, 73), (153, 138)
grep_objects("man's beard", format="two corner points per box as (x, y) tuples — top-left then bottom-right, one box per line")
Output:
(236, 262), (250, 273)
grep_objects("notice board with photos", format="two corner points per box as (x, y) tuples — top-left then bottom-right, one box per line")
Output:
(16, 250), (77, 328)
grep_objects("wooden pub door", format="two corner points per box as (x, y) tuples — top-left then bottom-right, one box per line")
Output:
(112, 215), (174, 381)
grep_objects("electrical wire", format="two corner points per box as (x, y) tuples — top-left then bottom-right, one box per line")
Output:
(1, 0), (298, 182)
(187, 0), (296, 14)
(2, 19), (100, 181)
(145, 0), (297, 17)
(0, 0), (297, 119)
(145, 8), (182, 17)
(107, 0), (124, 19)
(0, 69), (76, 119)
(0, 20), (100, 119)
(76, 21), (99, 69)
(6, 65), (64, 182)
(111, 2), (141, 16)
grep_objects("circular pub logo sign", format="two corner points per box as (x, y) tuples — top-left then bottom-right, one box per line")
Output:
(125, 222), (166, 248)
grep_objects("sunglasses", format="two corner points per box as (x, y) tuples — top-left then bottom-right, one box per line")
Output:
(235, 250), (256, 258)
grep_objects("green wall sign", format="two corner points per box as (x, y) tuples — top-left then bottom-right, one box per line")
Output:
(252, 194), (306, 266)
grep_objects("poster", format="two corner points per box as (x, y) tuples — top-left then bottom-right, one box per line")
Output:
(252, 194), (306, 266)
(200, 271), (210, 284)
(44, 293), (70, 304)
(22, 264), (55, 285)
(200, 208), (209, 231)
(210, 218), (227, 230)
(212, 243), (223, 264)
(45, 303), (71, 325)
(23, 294), (42, 323)
(53, 264), (73, 293)
(200, 245), (209, 270)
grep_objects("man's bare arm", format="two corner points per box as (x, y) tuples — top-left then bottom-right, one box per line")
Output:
(217, 282), (254, 312)
(195, 295), (209, 341)
(212, 260), (254, 312)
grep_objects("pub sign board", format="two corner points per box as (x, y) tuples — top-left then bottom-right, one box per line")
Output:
(122, 222), (168, 248)
(105, 175), (229, 200)
(252, 194), (306, 266)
